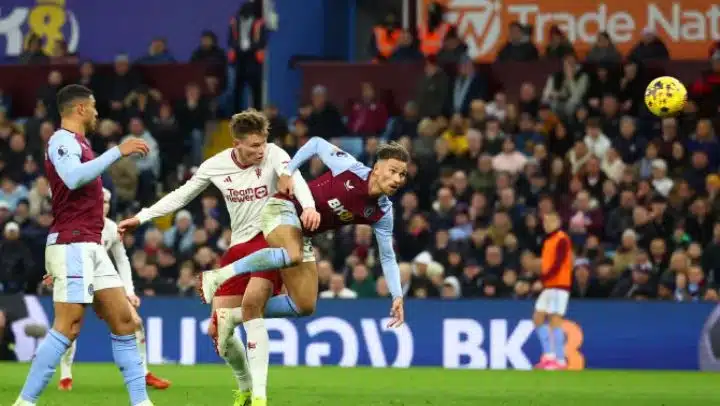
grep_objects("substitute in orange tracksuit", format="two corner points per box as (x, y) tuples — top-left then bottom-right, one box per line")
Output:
(533, 212), (573, 370)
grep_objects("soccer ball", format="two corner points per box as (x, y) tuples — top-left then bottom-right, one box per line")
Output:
(644, 76), (687, 117)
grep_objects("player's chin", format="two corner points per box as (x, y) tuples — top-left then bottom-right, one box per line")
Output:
(385, 186), (400, 195)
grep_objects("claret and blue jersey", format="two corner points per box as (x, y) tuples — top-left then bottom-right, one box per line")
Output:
(284, 137), (401, 297)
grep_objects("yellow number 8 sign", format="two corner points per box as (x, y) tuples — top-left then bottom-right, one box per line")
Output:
(562, 320), (585, 370)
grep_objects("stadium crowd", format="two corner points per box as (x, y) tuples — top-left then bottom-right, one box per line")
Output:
(1, 6), (720, 304)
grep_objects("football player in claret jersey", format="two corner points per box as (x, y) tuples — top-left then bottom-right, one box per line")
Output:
(13, 85), (152, 406)
(118, 110), (317, 406)
(57, 188), (171, 391)
(199, 137), (409, 367)
(534, 212), (573, 370)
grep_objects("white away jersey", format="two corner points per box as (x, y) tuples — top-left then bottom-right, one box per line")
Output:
(136, 144), (314, 246)
(102, 217), (134, 294)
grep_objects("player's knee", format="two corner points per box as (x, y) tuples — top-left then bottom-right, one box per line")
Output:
(107, 311), (135, 335)
(208, 320), (218, 339)
(286, 248), (304, 266)
(294, 297), (316, 316)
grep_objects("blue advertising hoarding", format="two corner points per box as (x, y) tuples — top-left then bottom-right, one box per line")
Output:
(5, 296), (718, 371)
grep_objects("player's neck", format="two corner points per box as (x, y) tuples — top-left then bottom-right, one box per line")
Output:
(232, 148), (253, 168)
(368, 173), (383, 197)
(60, 118), (85, 137)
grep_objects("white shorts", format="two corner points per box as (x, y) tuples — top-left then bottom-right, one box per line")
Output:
(534, 288), (570, 316)
(45, 242), (124, 304)
(261, 197), (315, 262)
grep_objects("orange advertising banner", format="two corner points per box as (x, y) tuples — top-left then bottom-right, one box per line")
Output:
(421, 0), (720, 61)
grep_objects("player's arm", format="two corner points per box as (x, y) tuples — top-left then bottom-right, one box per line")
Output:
(372, 211), (403, 299)
(134, 164), (211, 224)
(48, 132), (122, 190)
(271, 146), (315, 209)
(540, 236), (571, 282)
(286, 137), (362, 176)
(109, 232), (135, 295)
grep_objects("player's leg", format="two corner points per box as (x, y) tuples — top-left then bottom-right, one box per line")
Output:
(93, 247), (151, 406)
(547, 289), (570, 369)
(533, 289), (554, 369)
(240, 276), (275, 403)
(129, 305), (171, 389)
(210, 290), (252, 404)
(200, 198), (304, 303)
(14, 244), (87, 406)
(58, 340), (76, 390)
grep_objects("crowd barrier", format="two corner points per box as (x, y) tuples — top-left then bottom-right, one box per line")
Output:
(1, 295), (718, 371)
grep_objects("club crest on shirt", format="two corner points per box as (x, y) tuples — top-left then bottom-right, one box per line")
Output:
(363, 206), (375, 217)
(255, 167), (262, 179)
(57, 145), (68, 157)
(332, 148), (347, 158)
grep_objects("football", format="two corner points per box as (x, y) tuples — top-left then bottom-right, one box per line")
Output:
(644, 76), (687, 117)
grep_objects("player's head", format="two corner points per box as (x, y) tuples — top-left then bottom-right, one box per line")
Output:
(543, 212), (561, 234)
(102, 188), (111, 217)
(230, 109), (269, 165)
(373, 142), (410, 196)
(56, 84), (98, 132)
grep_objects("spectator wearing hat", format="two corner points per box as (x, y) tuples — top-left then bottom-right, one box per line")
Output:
(163, 210), (196, 257)
(650, 159), (673, 197)
(611, 261), (656, 298)
(0, 222), (34, 294)
(441, 276), (461, 299)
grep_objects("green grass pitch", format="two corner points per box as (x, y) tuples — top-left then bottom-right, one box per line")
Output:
(0, 363), (715, 405)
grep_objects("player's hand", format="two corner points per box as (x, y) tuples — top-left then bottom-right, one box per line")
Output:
(118, 138), (149, 157)
(42, 274), (53, 287)
(387, 297), (405, 328)
(277, 174), (294, 197)
(301, 208), (321, 231)
(118, 217), (140, 236)
(127, 294), (141, 308)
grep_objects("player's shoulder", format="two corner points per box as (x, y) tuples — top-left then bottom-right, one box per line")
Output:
(199, 149), (235, 171)
(48, 129), (77, 145)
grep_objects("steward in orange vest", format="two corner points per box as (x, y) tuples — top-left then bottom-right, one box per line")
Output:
(419, 2), (451, 57)
(370, 13), (402, 62)
(227, 2), (268, 110)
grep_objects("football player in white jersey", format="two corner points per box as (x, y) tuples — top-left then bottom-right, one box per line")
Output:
(118, 110), (319, 406)
(53, 188), (171, 391)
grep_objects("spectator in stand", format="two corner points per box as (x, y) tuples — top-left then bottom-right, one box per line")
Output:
(124, 85), (162, 124)
(136, 38), (176, 64)
(320, 274), (358, 299)
(36, 70), (63, 121)
(415, 57), (449, 118)
(542, 53), (589, 117)
(176, 82), (211, 166)
(544, 25), (575, 59)
(0, 176), (28, 211)
(0, 222), (34, 293)
(497, 22), (539, 62)
(441, 114), (469, 156)
(19, 34), (49, 65)
(0, 89), (11, 119)
(448, 56), (489, 116)
(585, 32), (622, 64)
(227, 1), (268, 110)
(48, 39), (78, 65)
(437, 27), (468, 66)
(77, 62), (105, 111)
(190, 30), (227, 67)
(107, 54), (143, 122)
(388, 101), (420, 140)
(369, 11), (401, 62)
(347, 82), (389, 136)
(306, 85), (346, 139)
(628, 28), (670, 61)
(691, 51), (720, 114)
(122, 117), (160, 204)
(390, 30), (423, 62)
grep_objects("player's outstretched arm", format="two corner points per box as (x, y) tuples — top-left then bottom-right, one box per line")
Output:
(48, 133), (121, 190)
(286, 137), (361, 176)
(372, 210), (405, 327)
(133, 165), (212, 225)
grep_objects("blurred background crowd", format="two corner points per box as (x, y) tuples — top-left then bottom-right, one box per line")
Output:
(0, 0), (719, 305)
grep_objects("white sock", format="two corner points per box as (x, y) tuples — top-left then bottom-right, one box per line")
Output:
(60, 340), (76, 379)
(136, 324), (149, 375)
(222, 334), (252, 392)
(230, 307), (244, 324)
(244, 318), (269, 399)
